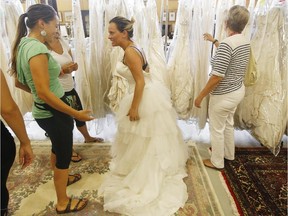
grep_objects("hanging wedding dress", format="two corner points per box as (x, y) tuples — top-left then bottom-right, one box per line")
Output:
(145, 0), (168, 87)
(4, 0), (23, 46)
(0, 2), (10, 83)
(89, 0), (133, 116)
(25, 0), (36, 10)
(133, 0), (148, 54)
(279, 2), (288, 135)
(166, 0), (194, 120)
(0, 2), (10, 69)
(242, 0), (256, 38)
(234, 2), (286, 155)
(105, 0), (131, 113)
(72, 0), (92, 110)
(1, 0), (33, 115)
(99, 61), (188, 216)
(214, 0), (234, 44)
(190, 0), (216, 129)
(87, 0), (113, 133)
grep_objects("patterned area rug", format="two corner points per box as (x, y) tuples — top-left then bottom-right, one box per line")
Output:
(221, 147), (287, 216)
(7, 141), (223, 216)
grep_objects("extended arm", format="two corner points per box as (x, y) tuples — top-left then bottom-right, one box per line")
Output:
(203, 33), (220, 48)
(29, 54), (92, 121)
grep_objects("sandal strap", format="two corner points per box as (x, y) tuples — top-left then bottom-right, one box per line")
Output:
(72, 152), (79, 157)
(72, 198), (83, 211)
(67, 174), (82, 186)
(64, 198), (72, 212)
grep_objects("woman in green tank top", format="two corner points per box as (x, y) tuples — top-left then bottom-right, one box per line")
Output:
(10, 4), (93, 214)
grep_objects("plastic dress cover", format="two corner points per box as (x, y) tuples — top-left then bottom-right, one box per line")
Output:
(234, 0), (287, 155)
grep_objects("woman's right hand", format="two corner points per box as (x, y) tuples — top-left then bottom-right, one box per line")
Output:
(62, 62), (78, 74)
(74, 110), (95, 121)
(203, 33), (214, 42)
(19, 143), (34, 169)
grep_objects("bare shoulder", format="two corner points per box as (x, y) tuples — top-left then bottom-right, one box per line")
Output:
(125, 46), (142, 62)
(125, 46), (138, 56)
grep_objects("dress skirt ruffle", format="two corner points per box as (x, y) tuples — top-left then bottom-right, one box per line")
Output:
(99, 81), (188, 216)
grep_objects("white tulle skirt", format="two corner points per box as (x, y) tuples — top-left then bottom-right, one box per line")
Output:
(99, 81), (188, 216)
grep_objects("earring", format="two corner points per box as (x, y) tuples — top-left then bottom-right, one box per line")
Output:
(40, 30), (47, 37)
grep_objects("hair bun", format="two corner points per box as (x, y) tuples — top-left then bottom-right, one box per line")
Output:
(130, 17), (135, 25)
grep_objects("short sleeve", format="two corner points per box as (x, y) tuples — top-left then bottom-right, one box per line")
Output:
(26, 41), (49, 61)
(211, 42), (232, 77)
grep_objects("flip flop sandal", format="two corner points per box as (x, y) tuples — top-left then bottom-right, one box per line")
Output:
(84, 137), (104, 143)
(56, 197), (88, 214)
(67, 174), (82, 186)
(71, 152), (82, 162)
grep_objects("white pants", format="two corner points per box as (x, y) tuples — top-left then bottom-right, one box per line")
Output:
(208, 85), (245, 168)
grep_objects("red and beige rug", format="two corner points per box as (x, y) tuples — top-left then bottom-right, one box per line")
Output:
(7, 141), (223, 216)
(221, 147), (287, 216)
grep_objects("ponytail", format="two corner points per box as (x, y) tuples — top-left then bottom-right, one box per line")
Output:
(10, 4), (56, 77)
(10, 13), (28, 76)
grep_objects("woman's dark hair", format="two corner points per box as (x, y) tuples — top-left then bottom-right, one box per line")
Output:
(10, 4), (57, 76)
(109, 16), (135, 38)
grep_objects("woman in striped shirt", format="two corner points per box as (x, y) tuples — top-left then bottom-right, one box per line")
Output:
(195, 5), (250, 170)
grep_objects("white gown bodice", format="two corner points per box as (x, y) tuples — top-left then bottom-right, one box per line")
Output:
(116, 61), (152, 94)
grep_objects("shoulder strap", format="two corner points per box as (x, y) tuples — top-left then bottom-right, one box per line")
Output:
(128, 46), (148, 70)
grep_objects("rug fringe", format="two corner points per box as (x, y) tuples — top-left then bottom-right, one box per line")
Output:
(219, 173), (241, 216)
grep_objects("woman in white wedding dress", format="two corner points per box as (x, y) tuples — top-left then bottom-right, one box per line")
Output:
(99, 16), (188, 216)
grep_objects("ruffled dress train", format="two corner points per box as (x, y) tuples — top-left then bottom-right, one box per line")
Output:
(99, 62), (188, 216)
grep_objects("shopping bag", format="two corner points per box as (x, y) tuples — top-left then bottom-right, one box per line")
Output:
(244, 48), (259, 86)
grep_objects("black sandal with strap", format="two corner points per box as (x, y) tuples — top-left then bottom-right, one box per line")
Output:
(67, 174), (82, 186)
(71, 152), (82, 163)
(56, 197), (88, 214)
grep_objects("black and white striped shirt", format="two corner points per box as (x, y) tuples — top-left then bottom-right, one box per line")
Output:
(210, 34), (250, 95)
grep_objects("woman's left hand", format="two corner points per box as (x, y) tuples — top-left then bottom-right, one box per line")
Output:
(127, 108), (140, 121)
(203, 33), (214, 42)
(62, 62), (78, 74)
(71, 62), (78, 71)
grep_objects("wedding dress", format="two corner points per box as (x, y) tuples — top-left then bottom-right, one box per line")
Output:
(234, 5), (286, 155)
(166, 0), (215, 129)
(1, 0), (33, 115)
(4, 0), (23, 46)
(214, 0), (234, 44)
(166, 0), (194, 120)
(72, 0), (92, 110)
(108, 0), (168, 112)
(145, 0), (169, 87)
(190, 0), (216, 129)
(99, 61), (188, 216)
(279, 2), (288, 134)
